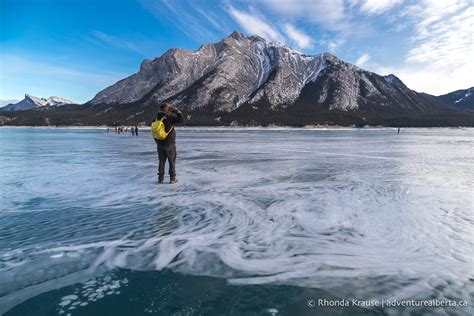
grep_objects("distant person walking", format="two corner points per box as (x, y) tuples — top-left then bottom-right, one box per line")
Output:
(131, 127), (135, 136)
(135, 126), (139, 136)
(398, 127), (400, 134)
(152, 103), (183, 184)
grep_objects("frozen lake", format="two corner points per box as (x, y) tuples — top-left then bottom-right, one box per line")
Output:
(0, 127), (473, 315)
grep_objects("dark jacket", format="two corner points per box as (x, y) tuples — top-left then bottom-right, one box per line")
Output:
(154, 109), (183, 147)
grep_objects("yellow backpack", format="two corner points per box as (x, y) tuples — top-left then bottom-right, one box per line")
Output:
(151, 116), (173, 140)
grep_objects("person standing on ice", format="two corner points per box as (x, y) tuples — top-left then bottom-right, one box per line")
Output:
(152, 103), (183, 184)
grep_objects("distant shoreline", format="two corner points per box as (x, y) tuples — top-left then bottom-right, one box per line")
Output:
(0, 125), (472, 130)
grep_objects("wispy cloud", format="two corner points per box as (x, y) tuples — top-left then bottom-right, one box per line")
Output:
(405, 0), (471, 65)
(192, 5), (223, 30)
(375, 63), (473, 96)
(139, 0), (223, 42)
(91, 30), (145, 55)
(283, 23), (313, 49)
(347, 0), (360, 8)
(319, 36), (346, 53)
(379, 0), (474, 94)
(355, 53), (371, 67)
(227, 5), (284, 42)
(1, 55), (125, 86)
(0, 54), (128, 102)
(360, 0), (403, 15)
(262, 0), (348, 31)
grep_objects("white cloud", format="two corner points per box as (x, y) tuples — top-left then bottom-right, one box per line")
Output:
(139, 0), (221, 41)
(360, 0), (403, 15)
(0, 54), (127, 102)
(324, 37), (346, 53)
(262, 0), (348, 31)
(91, 30), (144, 55)
(391, 0), (474, 94)
(406, 8), (472, 66)
(0, 55), (124, 86)
(283, 23), (313, 49)
(227, 6), (284, 42)
(375, 64), (473, 95)
(347, 0), (360, 8)
(194, 7), (222, 30)
(355, 53), (371, 67)
(402, 0), (469, 36)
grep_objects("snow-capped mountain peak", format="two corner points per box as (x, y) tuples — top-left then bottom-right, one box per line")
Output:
(24, 94), (48, 107)
(46, 96), (75, 106)
(89, 31), (443, 114)
(1, 94), (75, 111)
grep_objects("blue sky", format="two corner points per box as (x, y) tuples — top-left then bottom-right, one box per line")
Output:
(1, 0), (472, 103)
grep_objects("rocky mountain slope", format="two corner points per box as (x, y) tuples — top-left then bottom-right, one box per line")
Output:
(90, 32), (439, 115)
(437, 88), (473, 109)
(1, 94), (75, 111)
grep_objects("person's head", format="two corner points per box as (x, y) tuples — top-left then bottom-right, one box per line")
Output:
(160, 102), (172, 114)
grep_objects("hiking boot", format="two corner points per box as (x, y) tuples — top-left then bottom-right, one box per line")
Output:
(158, 176), (164, 184)
(170, 178), (178, 184)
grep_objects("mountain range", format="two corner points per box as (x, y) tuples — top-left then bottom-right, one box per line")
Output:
(1, 32), (473, 127)
(1, 94), (75, 111)
(0, 99), (19, 107)
(437, 88), (473, 109)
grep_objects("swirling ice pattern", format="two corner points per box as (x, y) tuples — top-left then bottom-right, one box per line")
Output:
(0, 127), (473, 314)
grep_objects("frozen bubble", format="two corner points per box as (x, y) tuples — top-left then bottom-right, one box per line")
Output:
(59, 300), (71, 307)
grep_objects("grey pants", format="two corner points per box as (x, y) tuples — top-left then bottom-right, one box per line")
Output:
(157, 145), (176, 179)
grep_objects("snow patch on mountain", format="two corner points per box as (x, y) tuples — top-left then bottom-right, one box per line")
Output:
(455, 89), (472, 103)
(1, 94), (75, 111)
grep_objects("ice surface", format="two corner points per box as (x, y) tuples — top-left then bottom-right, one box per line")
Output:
(0, 127), (473, 314)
